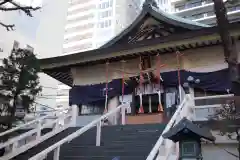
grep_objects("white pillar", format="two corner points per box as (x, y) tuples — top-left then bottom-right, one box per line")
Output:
(188, 88), (195, 120)
(178, 85), (182, 103)
(121, 105), (126, 125)
(149, 95), (152, 113)
(96, 122), (102, 146)
(53, 147), (60, 160)
(37, 119), (41, 138)
(71, 105), (79, 127)
(107, 97), (119, 125)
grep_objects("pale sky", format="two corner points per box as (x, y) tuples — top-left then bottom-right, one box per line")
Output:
(12, 0), (43, 41)
(15, 0), (42, 7)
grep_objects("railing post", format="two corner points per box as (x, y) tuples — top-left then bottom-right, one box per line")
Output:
(53, 146), (60, 160)
(12, 141), (18, 152)
(187, 94), (195, 120)
(96, 121), (102, 146)
(121, 105), (126, 125)
(71, 105), (79, 127)
(37, 119), (41, 138)
(156, 150), (161, 160)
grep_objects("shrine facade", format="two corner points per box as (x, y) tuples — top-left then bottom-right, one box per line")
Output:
(39, 1), (240, 124)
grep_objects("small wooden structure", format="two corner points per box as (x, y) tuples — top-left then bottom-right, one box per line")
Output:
(163, 118), (215, 160)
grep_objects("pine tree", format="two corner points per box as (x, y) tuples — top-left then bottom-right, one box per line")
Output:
(0, 48), (42, 128)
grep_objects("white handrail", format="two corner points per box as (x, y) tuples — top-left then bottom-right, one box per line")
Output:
(0, 107), (73, 160)
(0, 108), (69, 138)
(29, 104), (128, 160)
(194, 94), (234, 100)
(0, 115), (47, 137)
(146, 95), (190, 160)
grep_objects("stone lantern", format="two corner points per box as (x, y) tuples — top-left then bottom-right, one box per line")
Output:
(163, 118), (215, 160)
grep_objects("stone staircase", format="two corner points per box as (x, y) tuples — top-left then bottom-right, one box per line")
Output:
(13, 124), (166, 160)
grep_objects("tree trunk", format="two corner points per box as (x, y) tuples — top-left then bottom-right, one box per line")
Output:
(212, 0), (240, 95)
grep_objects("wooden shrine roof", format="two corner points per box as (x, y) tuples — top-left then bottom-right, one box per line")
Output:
(163, 118), (215, 142)
(41, 22), (240, 86)
(39, 1), (240, 86)
(100, 0), (208, 48)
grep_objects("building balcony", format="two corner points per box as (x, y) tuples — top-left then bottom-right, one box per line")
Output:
(171, 0), (213, 15)
(194, 9), (240, 25)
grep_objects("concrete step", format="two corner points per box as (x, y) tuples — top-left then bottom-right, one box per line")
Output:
(12, 124), (166, 160)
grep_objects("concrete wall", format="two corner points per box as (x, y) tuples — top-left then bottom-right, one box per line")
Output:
(72, 43), (240, 86)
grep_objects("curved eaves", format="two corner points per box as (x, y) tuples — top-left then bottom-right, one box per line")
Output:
(101, 5), (209, 49)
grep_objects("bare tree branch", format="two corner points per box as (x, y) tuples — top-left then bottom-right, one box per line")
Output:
(0, 21), (14, 31)
(0, 0), (41, 30)
(9, 1), (40, 16)
(0, 0), (11, 6)
(0, 6), (40, 16)
(0, 0), (40, 17)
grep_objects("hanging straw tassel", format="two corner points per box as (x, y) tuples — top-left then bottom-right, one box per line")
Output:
(176, 51), (184, 103)
(157, 54), (164, 112)
(157, 91), (163, 112)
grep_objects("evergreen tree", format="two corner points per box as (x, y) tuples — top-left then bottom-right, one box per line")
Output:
(0, 48), (42, 128)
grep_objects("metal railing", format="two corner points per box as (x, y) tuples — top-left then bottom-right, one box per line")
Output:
(193, 94), (234, 121)
(146, 94), (194, 160)
(0, 107), (74, 160)
(146, 93), (235, 160)
(29, 103), (129, 160)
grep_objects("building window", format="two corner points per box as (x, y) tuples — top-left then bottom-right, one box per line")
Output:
(227, 4), (240, 12)
(175, 0), (211, 11)
(99, 10), (112, 18)
(98, 19), (112, 28)
(99, 0), (113, 9)
(13, 40), (19, 50)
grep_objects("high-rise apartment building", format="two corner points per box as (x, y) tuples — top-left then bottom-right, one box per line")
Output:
(169, 0), (240, 25)
(62, 0), (142, 55)
(56, 0), (143, 108)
